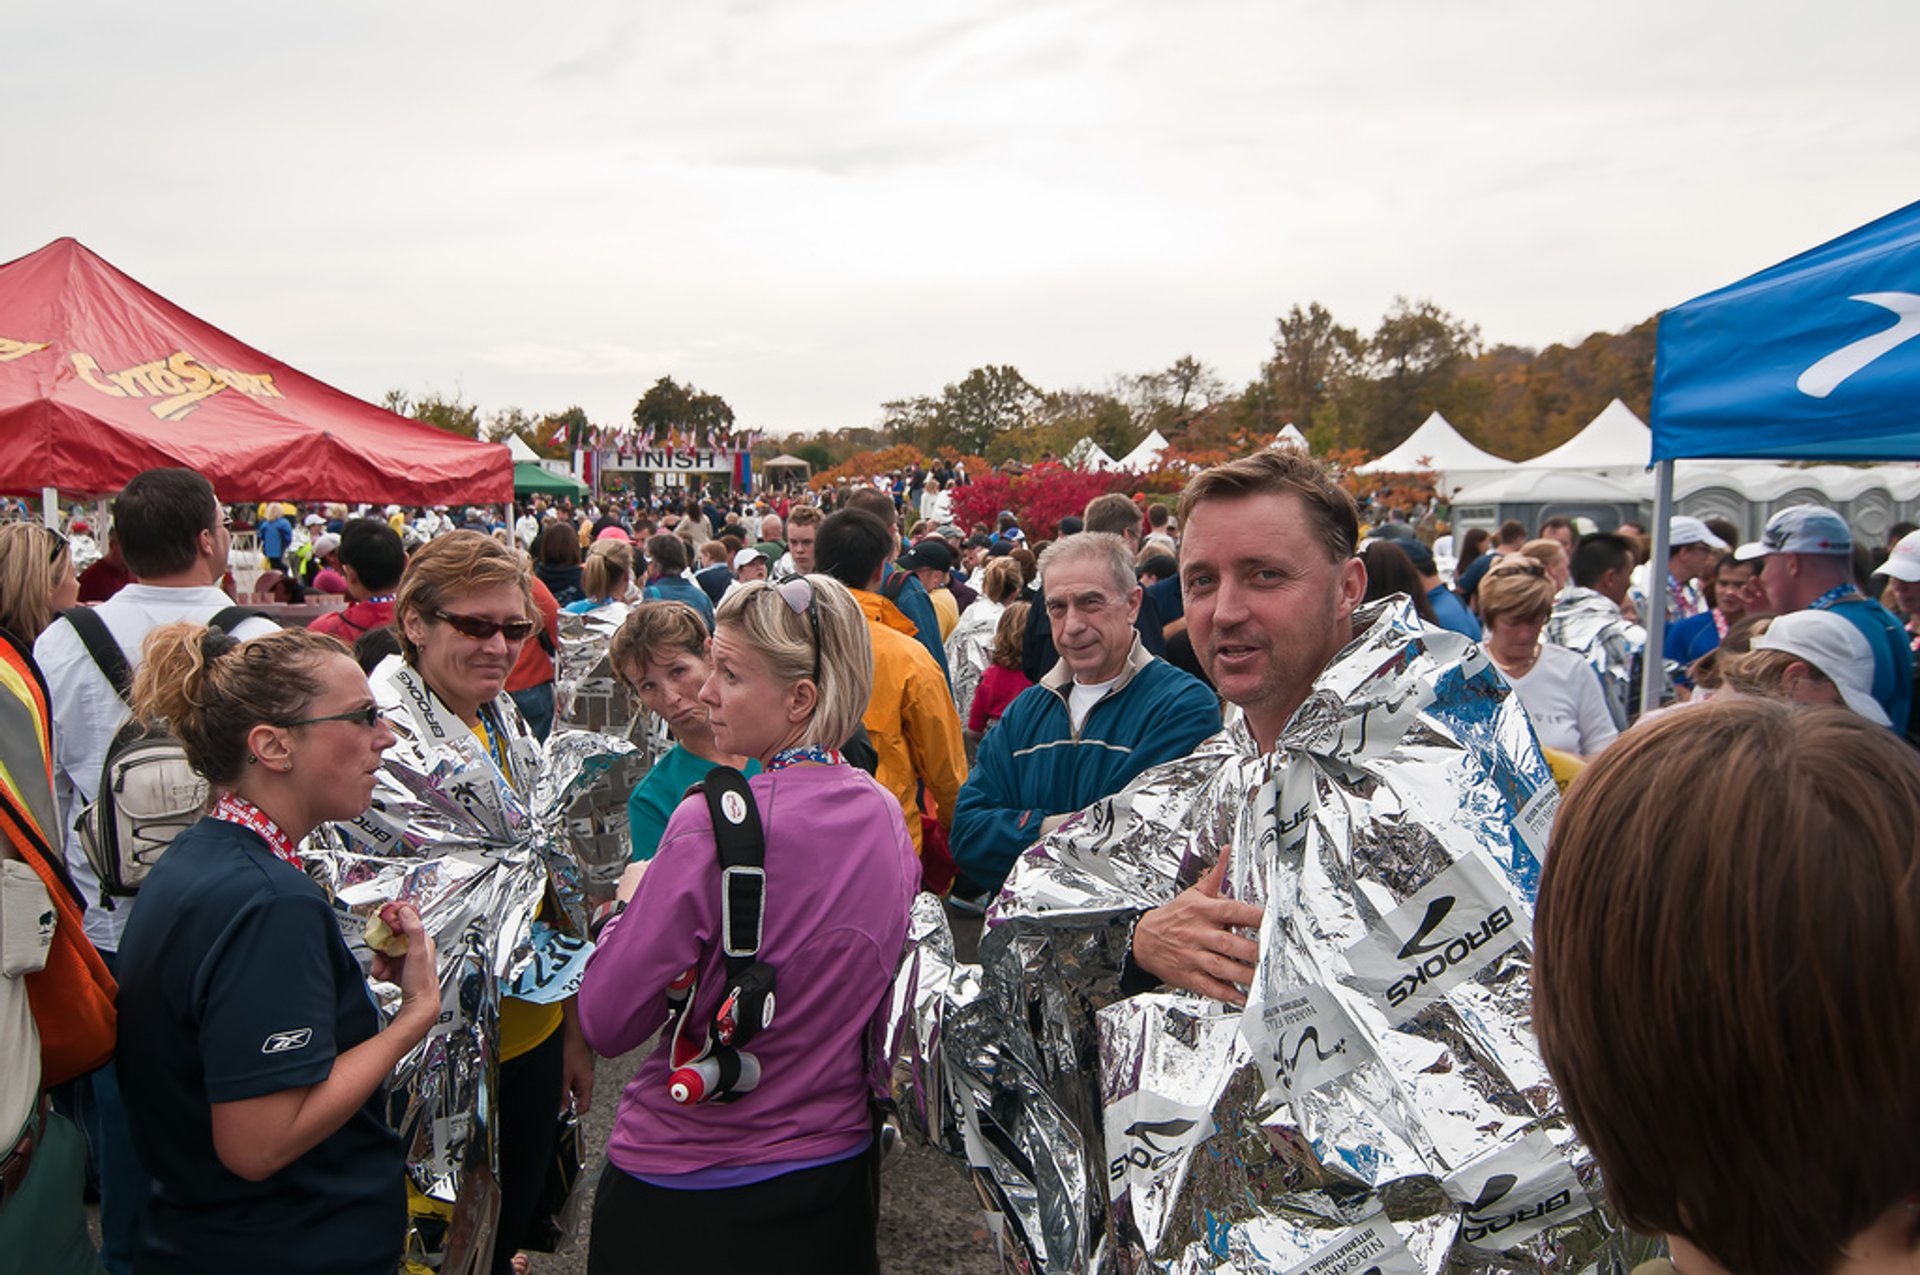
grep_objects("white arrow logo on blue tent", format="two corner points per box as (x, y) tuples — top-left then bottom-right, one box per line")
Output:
(1797, 293), (1920, 398)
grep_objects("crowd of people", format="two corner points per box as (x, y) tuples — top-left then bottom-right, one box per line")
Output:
(3, 451), (1920, 1275)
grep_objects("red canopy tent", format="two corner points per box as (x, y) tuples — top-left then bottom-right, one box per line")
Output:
(0, 238), (511, 503)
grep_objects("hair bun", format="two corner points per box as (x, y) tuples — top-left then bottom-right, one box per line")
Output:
(199, 626), (242, 660)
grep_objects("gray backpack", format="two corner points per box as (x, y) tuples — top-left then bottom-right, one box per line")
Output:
(62, 606), (264, 905)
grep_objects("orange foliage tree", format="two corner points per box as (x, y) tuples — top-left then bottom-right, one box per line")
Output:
(810, 444), (931, 490)
(1326, 446), (1438, 513)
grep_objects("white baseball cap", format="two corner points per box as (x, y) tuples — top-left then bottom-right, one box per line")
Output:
(1669, 515), (1728, 550)
(1878, 528), (1920, 583)
(1753, 610), (1891, 726)
(1735, 505), (1853, 561)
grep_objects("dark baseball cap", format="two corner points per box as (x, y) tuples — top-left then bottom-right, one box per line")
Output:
(900, 539), (955, 572)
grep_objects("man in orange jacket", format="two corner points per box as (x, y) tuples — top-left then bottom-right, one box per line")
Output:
(816, 510), (967, 886)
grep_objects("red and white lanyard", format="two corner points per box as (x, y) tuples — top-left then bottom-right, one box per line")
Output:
(210, 793), (303, 869)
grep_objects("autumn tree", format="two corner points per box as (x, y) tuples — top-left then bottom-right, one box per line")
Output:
(1162, 355), (1227, 417)
(1358, 298), (1481, 454)
(1113, 356), (1228, 443)
(478, 405), (585, 458)
(632, 376), (735, 442)
(390, 390), (481, 439)
(925, 365), (1042, 459)
(1252, 303), (1365, 437)
(1023, 388), (1138, 462)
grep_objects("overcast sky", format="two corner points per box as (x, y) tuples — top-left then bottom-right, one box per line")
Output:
(7, 0), (1917, 438)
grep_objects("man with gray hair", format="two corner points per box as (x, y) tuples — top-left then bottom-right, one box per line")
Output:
(1024, 491), (1170, 679)
(951, 532), (1220, 900)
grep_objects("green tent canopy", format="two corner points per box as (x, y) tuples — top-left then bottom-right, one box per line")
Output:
(513, 460), (588, 497)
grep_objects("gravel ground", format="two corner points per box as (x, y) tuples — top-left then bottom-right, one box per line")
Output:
(528, 906), (998, 1274)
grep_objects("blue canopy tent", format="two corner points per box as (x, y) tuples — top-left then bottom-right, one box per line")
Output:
(1641, 199), (1920, 711)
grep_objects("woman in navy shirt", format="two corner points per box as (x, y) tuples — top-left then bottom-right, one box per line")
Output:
(115, 622), (440, 1274)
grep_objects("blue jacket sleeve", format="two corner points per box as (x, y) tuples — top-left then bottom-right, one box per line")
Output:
(889, 573), (951, 684)
(951, 699), (1046, 893)
(1128, 671), (1223, 773)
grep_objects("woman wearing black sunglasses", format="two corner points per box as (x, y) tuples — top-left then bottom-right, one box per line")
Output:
(378, 531), (592, 1275)
(112, 622), (439, 1274)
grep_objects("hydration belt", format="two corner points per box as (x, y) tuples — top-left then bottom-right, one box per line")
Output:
(664, 767), (777, 1104)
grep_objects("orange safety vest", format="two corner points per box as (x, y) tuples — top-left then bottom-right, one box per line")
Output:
(0, 627), (116, 1084)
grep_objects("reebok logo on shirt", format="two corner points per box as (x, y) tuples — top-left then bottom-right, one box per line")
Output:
(261, 1028), (314, 1054)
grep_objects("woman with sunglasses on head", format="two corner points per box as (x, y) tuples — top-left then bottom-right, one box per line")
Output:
(1481, 556), (1619, 758)
(380, 531), (592, 1275)
(607, 601), (761, 864)
(578, 574), (917, 1275)
(0, 521), (83, 647)
(112, 622), (439, 1273)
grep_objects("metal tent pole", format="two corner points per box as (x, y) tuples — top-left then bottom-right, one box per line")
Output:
(1639, 460), (1674, 717)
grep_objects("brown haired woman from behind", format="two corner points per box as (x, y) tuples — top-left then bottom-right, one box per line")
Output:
(1535, 697), (1920, 1275)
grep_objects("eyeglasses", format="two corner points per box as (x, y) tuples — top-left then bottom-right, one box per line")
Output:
(775, 576), (823, 686)
(43, 526), (69, 564)
(284, 704), (385, 729)
(433, 609), (537, 642)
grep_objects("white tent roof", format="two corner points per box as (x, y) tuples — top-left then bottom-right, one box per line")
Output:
(1117, 428), (1170, 473)
(1672, 461), (1920, 503)
(1064, 436), (1117, 471)
(505, 433), (540, 462)
(1357, 412), (1509, 479)
(1451, 468), (1648, 505)
(1274, 423), (1309, 451)
(1519, 399), (1651, 473)
(1459, 459), (1920, 509)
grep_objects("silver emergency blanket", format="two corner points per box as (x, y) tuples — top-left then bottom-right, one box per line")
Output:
(554, 602), (635, 736)
(1546, 587), (1644, 731)
(303, 684), (637, 1275)
(946, 597), (1007, 727)
(551, 602), (669, 892)
(888, 596), (1649, 1274)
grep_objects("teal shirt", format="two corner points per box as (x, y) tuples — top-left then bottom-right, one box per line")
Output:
(626, 744), (762, 862)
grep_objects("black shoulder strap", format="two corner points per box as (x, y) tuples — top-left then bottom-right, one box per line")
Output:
(881, 566), (909, 602)
(208, 605), (269, 634)
(700, 767), (765, 977)
(60, 607), (132, 705)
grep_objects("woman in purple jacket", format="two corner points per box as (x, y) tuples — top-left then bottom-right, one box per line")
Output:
(577, 574), (918, 1274)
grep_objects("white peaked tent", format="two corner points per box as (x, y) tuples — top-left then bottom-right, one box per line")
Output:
(1117, 428), (1171, 473)
(1519, 399), (1652, 477)
(1450, 467), (1649, 506)
(1274, 423), (1309, 451)
(1356, 411), (1510, 488)
(1064, 436), (1117, 471)
(505, 433), (541, 462)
